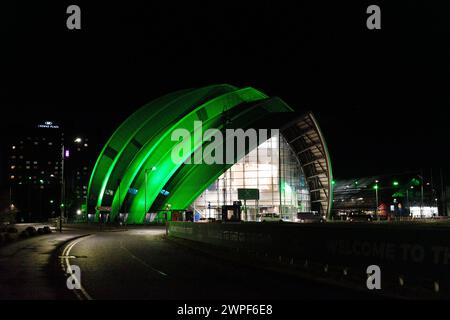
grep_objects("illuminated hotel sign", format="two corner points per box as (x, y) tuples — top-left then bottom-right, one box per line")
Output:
(38, 121), (60, 129)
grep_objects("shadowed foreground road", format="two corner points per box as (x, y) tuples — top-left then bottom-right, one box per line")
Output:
(64, 227), (377, 300)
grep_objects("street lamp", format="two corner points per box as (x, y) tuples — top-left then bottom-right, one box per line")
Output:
(59, 135), (83, 232)
(373, 183), (379, 221)
(60, 144), (65, 232)
(144, 166), (157, 220)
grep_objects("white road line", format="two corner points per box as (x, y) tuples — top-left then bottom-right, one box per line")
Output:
(62, 235), (94, 300)
(119, 241), (168, 277)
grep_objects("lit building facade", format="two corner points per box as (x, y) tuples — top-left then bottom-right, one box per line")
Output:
(8, 121), (63, 221)
(7, 121), (92, 222)
(87, 85), (332, 224)
(192, 132), (310, 221)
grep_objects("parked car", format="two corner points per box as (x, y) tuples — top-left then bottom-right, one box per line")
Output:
(257, 213), (282, 222)
(296, 212), (326, 223)
(346, 213), (374, 222)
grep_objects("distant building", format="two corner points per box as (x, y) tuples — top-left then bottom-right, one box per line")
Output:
(332, 171), (444, 219)
(8, 121), (91, 222)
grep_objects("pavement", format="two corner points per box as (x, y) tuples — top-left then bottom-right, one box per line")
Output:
(0, 225), (379, 300)
(0, 228), (90, 299)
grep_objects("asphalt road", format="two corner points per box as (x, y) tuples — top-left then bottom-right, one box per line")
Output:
(63, 227), (378, 300)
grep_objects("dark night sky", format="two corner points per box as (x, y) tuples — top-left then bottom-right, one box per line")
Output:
(2, 1), (450, 186)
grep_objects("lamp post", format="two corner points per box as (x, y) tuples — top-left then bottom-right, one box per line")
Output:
(9, 185), (12, 209)
(144, 166), (157, 221)
(60, 137), (83, 232)
(420, 174), (424, 219)
(373, 181), (379, 221)
(60, 144), (65, 232)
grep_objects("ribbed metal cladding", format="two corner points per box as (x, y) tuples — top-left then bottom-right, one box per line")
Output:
(281, 112), (333, 217)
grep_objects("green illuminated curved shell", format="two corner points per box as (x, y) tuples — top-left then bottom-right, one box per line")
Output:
(111, 87), (268, 223)
(87, 85), (330, 224)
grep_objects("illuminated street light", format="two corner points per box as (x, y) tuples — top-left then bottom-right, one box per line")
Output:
(144, 166), (157, 219)
(373, 183), (379, 221)
(393, 181), (399, 186)
(74, 137), (82, 143)
(76, 209), (82, 215)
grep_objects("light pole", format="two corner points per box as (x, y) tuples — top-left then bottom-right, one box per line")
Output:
(60, 144), (65, 232)
(406, 188), (409, 214)
(60, 137), (83, 232)
(144, 166), (157, 221)
(9, 185), (12, 209)
(420, 174), (424, 219)
(373, 180), (379, 221)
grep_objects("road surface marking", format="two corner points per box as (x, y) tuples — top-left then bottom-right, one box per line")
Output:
(62, 235), (94, 300)
(119, 241), (168, 277)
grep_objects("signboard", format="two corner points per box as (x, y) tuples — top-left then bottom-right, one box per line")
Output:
(37, 121), (60, 129)
(96, 206), (112, 212)
(238, 188), (260, 200)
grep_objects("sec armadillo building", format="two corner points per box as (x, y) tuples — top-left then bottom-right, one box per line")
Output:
(87, 85), (333, 224)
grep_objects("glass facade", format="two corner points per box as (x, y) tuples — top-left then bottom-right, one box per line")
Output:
(191, 132), (310, 221)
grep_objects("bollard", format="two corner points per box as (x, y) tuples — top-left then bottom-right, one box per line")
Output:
(343, 267), (348, 276)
